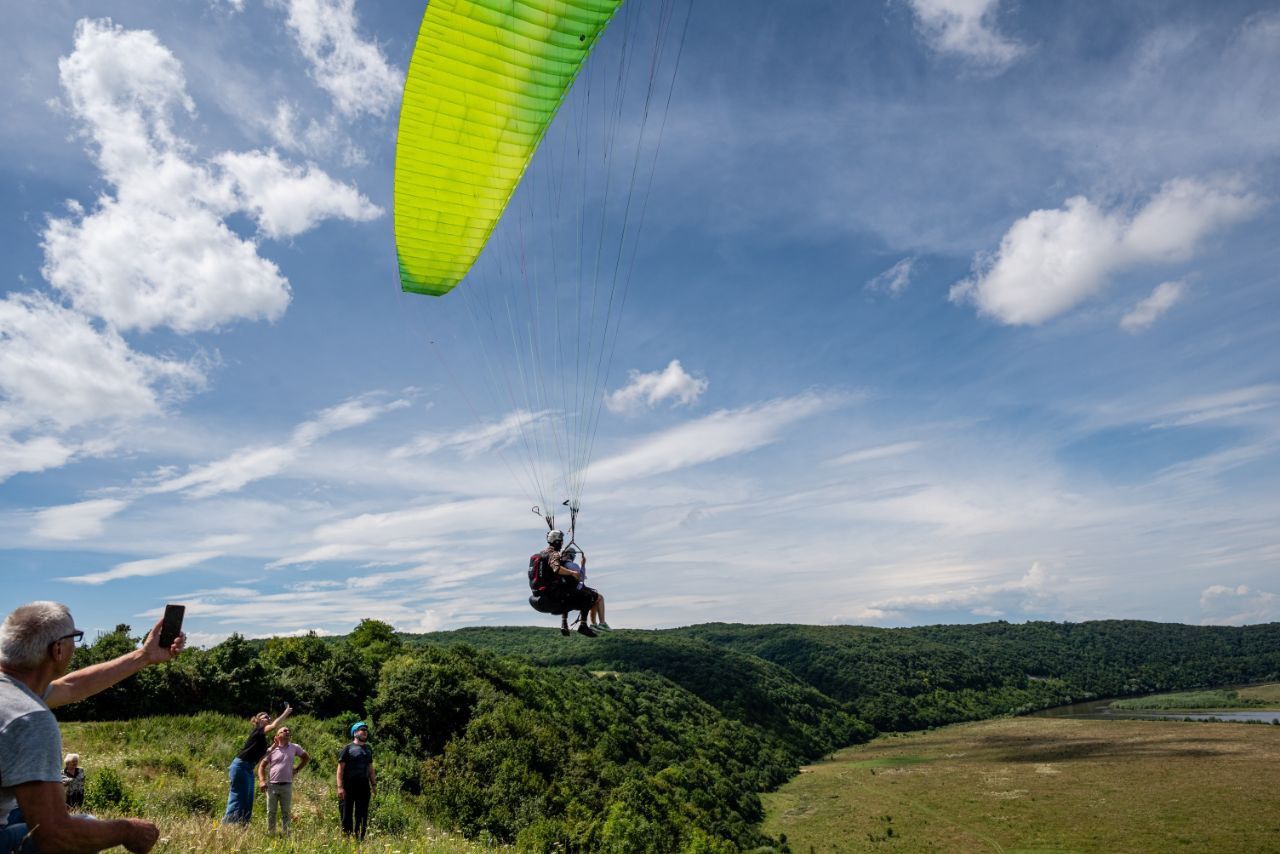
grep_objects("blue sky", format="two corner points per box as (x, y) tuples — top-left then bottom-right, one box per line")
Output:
(2, 0), (1278, 645)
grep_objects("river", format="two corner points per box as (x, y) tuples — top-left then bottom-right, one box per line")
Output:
(1030, 696), (1280, 724)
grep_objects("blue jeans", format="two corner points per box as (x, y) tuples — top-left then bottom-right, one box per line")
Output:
(222, 757), (256, 824)
(2, 808), (37, 853)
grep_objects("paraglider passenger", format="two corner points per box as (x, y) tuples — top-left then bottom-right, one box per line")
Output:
(61, 753), (84, 809)
(222, 703), (292, 825)
(257, 725), (308, 835)
(337, 721), (376, 840)
(0, 601), (184, 854)
(562, 546), (609, 632)
(542, 531), (599, 637)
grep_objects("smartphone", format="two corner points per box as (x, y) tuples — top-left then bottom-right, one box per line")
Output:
(158, 604), (185, 648)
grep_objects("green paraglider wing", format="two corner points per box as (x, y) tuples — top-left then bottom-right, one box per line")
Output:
(394, 0), (624, 297)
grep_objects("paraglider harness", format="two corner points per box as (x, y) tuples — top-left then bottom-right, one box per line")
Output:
(527, 501), (583, 618)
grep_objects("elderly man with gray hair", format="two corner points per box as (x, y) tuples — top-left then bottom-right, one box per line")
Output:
(1, 601), (184, 853)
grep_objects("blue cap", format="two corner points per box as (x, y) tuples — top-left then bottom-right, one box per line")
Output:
(350, 720), (369, 737)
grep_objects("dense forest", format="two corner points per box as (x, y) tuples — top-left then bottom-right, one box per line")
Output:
(61, 619), (1280, 850)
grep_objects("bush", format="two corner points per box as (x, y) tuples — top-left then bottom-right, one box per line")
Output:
(85, 768), (138, 815)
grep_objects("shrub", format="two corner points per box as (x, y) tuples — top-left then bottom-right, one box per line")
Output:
(85, 768), (138, 815)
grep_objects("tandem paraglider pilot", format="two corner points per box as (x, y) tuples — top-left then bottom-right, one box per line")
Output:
(0, 601), (185, 853)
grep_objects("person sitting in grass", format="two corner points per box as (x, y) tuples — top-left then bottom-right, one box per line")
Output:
(222, 703), (292, 825)
(0, 601), (184, 854)
(61, 753), (85, 810)
(256, 725), (308, 836)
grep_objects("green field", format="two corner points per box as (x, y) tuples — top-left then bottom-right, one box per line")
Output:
(763, 717), (1280, 853)
(1110, 683), (1280, 711)
(59, 714), (489, 853)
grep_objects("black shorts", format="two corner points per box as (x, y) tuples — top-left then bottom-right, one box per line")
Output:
(563, 585), (599, 612)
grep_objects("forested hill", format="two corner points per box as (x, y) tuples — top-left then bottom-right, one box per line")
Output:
(409, 620), (1280, 731)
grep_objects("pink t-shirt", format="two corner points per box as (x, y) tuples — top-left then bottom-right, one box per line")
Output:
(262, 743), (305, 784)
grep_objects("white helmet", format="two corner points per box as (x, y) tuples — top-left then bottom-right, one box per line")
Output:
(546, 530), (565, 545)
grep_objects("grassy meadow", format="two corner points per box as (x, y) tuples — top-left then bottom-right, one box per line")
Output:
(1111, 682), (1280, 712)
(763, 716), (1280, 853)
(59, 714), (491, 853)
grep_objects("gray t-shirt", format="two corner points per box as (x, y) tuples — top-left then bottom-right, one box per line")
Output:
(0, 673), (63, 827)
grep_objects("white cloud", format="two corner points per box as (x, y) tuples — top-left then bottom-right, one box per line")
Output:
(858, 561), (1055, 620)
(906, 0), (1026, 70)
(0, 436), (81, 483)
(865, 257), (917, 295)
(215, 149), (380, 239)
(1121, 280), (1185, 332)
(1199, 583), (1278, 625)
(591, 392), (836, 482)
(276, 0), (403, 119)
(606, 360), (709, 414)
(42, 19), (381, 334)
(950, 177), (1263, 326)
(32, 498), (129, 541)
(832, 441), (922, 466)
(0, 292), (199, 429)
(60, 549), (222, 585)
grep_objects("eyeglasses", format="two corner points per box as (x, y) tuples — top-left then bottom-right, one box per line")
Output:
(55, 630), (85, 648)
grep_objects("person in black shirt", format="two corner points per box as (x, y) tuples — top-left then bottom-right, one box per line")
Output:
(221, 703), (292, 825)
(337, 720), (376, 839)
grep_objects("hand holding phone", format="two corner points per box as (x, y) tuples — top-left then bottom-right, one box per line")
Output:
(158, 604), (185, 649)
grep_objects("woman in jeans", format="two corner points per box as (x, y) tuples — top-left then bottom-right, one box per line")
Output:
(222, 703), (291, 825)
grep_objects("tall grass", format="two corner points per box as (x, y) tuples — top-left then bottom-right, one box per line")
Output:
(61, 714), (496, 853)
(1110, 688), (1275, 710)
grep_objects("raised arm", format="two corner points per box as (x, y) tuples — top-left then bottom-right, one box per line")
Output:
(263, 704), (293, 734)
(46, 618), (185, 709)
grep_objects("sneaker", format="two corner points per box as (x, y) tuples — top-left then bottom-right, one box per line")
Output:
(577, 623), (598, 637)
(594, 622), (612, 632)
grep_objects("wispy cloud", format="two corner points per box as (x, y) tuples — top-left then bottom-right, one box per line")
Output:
(274, 0), (403, 119)
(1121, 280), (1185, 332)
(391, 409), (548, 460)
(32, 498), (129, 541)
(832, 441), (922, 466)
(606, 360), (708, 414)
(591, 392), (838, 483)
(1148, 385), (1280, 429)
(950, 177), (1263, 325)
(147, 395), (407, 499)
(905, 0), (1026, 71)
(865, 257), (917, 295)
(61, 549), (221, 585)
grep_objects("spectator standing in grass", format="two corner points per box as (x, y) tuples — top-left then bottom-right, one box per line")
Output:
(61, 753), (84, 810)
(337, 721), (376, 840)
(222, 704), (292, 825)
(0, 601), (184, 853)
(256, 726), (308, 836)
